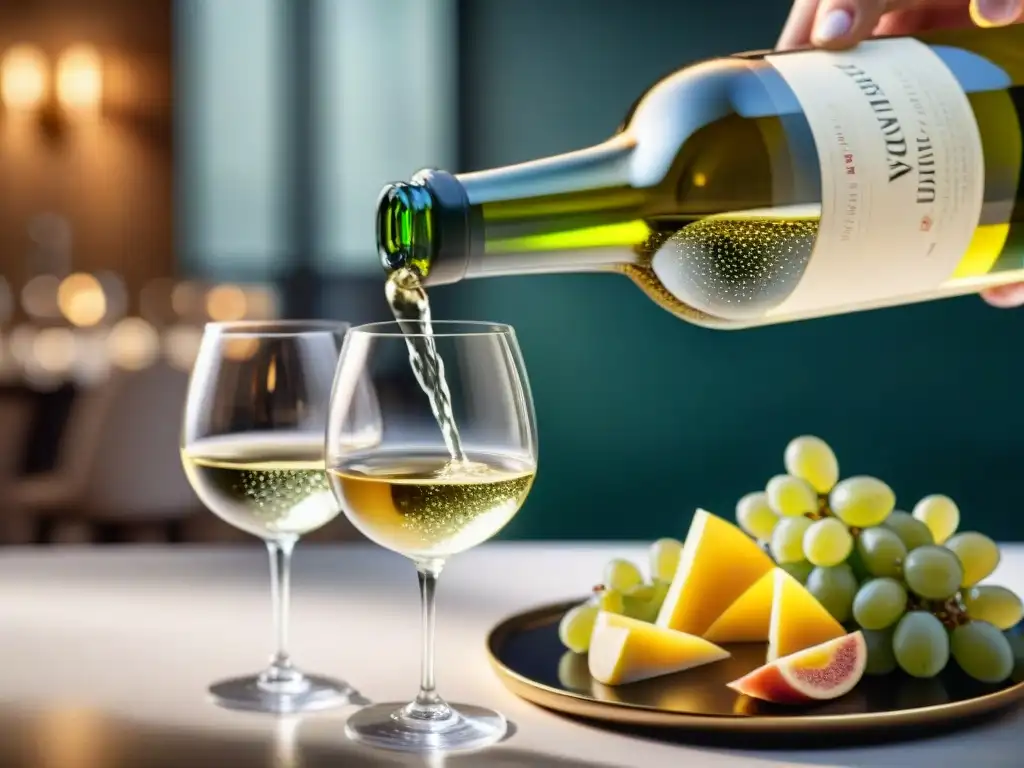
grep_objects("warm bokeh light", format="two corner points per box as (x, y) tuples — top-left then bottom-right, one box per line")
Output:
(36, 706), (111, 768)
(33, 327), (77, 375)
(58, 273), (107, 327)
(21, 274), (62, 319)
(244, 285), (280, 320)
(171, 281), (202, 318)
(163, 324), (203, 371)
(56, 44), (103, 112)
(107, 317), (159, 370)
(223, 336), (259, 362)
(73, 330), (112, 385)
(206, 284), (247, 322)
(8, 325), (37, 366)
(0, 44), (47, 110)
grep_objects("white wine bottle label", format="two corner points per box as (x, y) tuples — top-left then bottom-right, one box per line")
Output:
(765, 38), (984, 317)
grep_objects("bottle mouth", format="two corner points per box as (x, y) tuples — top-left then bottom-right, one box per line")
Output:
(376, 181), (435, 275)
(376, 170), (473, 286)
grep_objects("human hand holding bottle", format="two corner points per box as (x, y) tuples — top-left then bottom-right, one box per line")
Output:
(776, 0), (1024, 307)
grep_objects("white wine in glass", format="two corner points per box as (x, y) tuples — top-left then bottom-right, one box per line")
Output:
(182, 433), (339, 540)
(327, 320), (538, 753)
(331, 451), (534, 560)
(182, 320), (360, 714)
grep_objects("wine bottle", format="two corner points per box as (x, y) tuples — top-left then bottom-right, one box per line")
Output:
(376, 25), (1024, 329)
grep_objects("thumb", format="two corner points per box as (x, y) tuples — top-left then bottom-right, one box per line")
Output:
(969, 0), (1024, 26)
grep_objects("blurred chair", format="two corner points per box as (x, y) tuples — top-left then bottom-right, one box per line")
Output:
(12, 362), (204, 544)
(0, 394), (35, 544)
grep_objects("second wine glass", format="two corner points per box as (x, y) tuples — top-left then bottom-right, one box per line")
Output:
(181, 320), (359, 713)
(327, 320), (538, 752)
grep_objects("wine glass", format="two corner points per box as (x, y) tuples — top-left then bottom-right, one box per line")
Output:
(326, 320), (538, 753)
(181, 320), (359, 713)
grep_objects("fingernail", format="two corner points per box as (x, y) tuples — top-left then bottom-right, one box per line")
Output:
(970, 0), (1023, 27)
(813, 9), (854, 43)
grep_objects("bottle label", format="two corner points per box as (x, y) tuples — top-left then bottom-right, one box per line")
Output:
(764, 38), (984, 317)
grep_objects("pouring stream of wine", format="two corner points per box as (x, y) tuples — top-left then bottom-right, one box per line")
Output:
(385, 267), (468, 465)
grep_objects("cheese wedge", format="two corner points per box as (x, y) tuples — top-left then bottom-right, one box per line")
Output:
(768, 568), (845, 661)
(588, 611), (730, 686)
(703, 568), (777, 643)
(656, 509), (775, 635)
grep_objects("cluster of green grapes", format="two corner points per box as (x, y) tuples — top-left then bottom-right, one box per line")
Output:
(737, 435), (1023, 684)
(558, 539), (683, 654)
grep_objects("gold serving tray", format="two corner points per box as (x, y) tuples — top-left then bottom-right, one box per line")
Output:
(487, 600), (1024, 737)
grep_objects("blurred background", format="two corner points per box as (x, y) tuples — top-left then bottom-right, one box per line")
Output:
(0, 0), (1020, 547)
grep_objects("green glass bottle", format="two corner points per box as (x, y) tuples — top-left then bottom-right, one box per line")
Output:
(377, 25), (1024, 329)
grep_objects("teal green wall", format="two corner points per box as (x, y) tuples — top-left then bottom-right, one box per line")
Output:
(453, 0), (1024, 541)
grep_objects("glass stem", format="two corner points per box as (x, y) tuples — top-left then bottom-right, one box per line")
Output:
(259, 537), (303, 690)
(403, 558), (452, 722)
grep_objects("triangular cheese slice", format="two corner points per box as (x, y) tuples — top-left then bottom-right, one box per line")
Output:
(703, 568), (777, 643)
(767, 569), (845, 662)
(656, 509), (774, 635)
(588, 611), (730, 686)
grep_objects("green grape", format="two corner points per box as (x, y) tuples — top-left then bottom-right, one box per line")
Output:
(862, 627), (898, 675)
(626, 583), (657, 602)
(784, 435), (839, 494)
(830, 476), (896, 527)
(806, 564), (858, 623)
(649, 578), (669, 607)
(962, 585), (1024, 630)
(603, 559), (643, 593)
(893, 611), (950, 678)
(945, 532), (1000, 588)
(856, 526), (907, 579)
(770, 515), (814, 564)
(950, 621), (1014, 683)
(623, 582), (666, 623)
(597, 588), (625, 614)
(735, 492), (780, 541)
(846, 548), (871, 582)
(903, 545), (964, 600)
(852, 578), (908, 630)
(803, 517), (854, 567)
(780, 559), (814, 584)
(622, 597), (659, 623)
(766, 474), (818, 517)
(883, 510), (935, 551)
(558, 603), (598, 653)
(648, 538), (683, 583)
(911, 494), (960, 545)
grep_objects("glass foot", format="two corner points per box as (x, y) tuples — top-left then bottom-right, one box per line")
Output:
(345, 702), (507, 753)
(209, 673), (358, 714)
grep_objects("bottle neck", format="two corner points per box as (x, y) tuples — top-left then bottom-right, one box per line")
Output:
(377, 135), (646, 286)
(457, 134), (647, 278)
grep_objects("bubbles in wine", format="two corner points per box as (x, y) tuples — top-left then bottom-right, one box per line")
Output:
(645, 214), (819, 321)
(330, 452), (534, 558)
(182, 436), (338, 538)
